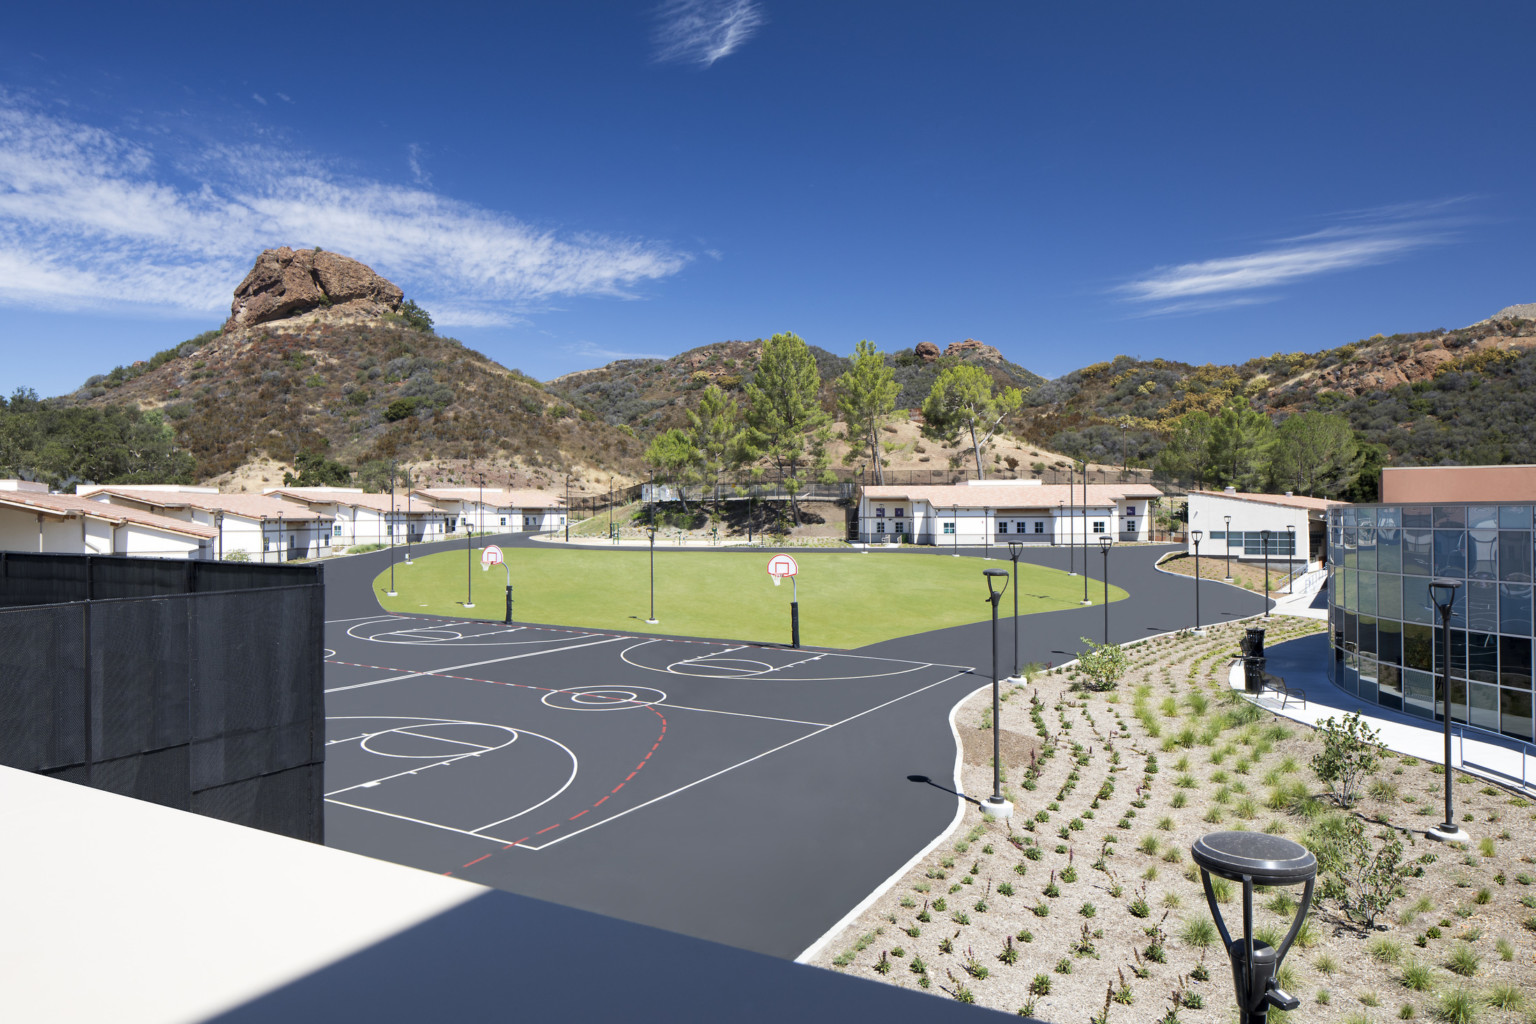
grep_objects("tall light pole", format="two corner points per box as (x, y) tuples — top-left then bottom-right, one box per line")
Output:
(983, 568), (1013, 820)
(1081, 461), (1091, 606)
(1286, 524), (1297, 593)
(1261, 529), (1271, 618)
(1428, 581), (1468, 843)
(1191, 529), (1204, 635)
(609, 474), (614, 540)
(646, 470), (658, 625)
(401, 466), (412, 565)
(1099, 536), (1113, 643)
(1008, 540), (1022, 678)
(387, 461), (397, 597)
(565, 474), (572, 542)
(466, 472), (482, 609)
(952, 503), (959, 557)
(1224, 515), (1234, 581)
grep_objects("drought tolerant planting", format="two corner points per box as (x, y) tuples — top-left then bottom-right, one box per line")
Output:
(374, 547), (1126, 649)
(813, 617), (1536, 1021)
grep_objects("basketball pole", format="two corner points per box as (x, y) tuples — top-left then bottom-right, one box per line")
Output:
(791, 573), (800, 649)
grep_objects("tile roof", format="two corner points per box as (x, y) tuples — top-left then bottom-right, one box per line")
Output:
(414, 488), (564, 509)
(862, 483), (1163, 508)
(1189, 490), (1348, 512)
(87, 487), (331, 522)
(0, 492), (217, 539)
(272, 488), (440, 515)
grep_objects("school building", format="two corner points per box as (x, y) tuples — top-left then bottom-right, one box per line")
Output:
(77, 485), (333, 562)
(855, 480), (1163, 546)
(1184, 488), (1348, 571)
(412, 488), (566, 534)
(0, 480), (218, 559)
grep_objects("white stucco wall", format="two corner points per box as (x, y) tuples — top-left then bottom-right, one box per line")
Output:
(1185, 493), (1305, 561)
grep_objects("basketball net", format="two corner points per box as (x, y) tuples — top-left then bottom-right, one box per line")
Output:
(772, 576), (782, 586)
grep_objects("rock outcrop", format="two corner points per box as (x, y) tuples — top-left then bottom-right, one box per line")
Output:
(915, 341), (941, 362)
(226, 247), (404, 331)
(944, 338), (1005, 363)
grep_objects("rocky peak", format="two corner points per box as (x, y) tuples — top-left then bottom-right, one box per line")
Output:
(944, 338), (1005, 363)
(225, 247), (404, 331)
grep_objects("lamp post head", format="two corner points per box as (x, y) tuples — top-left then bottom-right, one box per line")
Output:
(1260, 528), (1270, 539)
(1191, 529), (1203, 547)
(984, 567), (1009, 599)
(1098, 536), (1113, 553)
(1008, 540), (1023, 559)
(1429, 579), (1462, 614)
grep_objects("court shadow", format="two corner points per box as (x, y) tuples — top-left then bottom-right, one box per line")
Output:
(906, 774), (980, 806)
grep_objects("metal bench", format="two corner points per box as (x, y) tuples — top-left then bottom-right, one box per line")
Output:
(1263, 674), (1307, 710)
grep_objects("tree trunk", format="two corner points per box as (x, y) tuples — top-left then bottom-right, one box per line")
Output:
(970, 420), (985, 479)
(871, 427), (884, 485)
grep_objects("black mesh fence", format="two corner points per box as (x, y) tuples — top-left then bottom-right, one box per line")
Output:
(0, 552), (324, 842)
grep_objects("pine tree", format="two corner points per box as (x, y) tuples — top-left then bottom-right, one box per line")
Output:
(687, 384), (745, 517)
(919, 365), (1024, 479)
(1207, 401), (1272, 490)
(1267, 411), (1358, 497)
(835, 339), (901, 484)
(742, 332), (830, 525)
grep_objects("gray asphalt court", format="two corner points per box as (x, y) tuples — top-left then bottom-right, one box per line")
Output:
(320, 535), (1267, 959)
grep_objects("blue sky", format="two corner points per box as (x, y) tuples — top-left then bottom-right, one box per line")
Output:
(3, 2), (1533, 399)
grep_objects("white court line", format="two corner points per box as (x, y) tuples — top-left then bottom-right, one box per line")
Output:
(619, 640), (936, 681)
(671, 645), (744, 667)
(392, 728), (494, 751)
(655, 702), (832, 728)
(325, 614), (406, 624)
(326, 799), (500, 843)
(526, 666), (974, 851)
(324, 634), (626, 693)
(326, 756), (477, 797)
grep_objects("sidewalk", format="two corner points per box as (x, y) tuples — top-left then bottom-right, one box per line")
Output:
(1229, 631), (1536, 797)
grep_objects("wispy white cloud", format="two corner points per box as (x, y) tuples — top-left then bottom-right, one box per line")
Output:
(565, 339), (666, 362)
(406, 143), (431, 187)
(0, 96), (690, 327)
(652, 0), (764, 67)
(1118, 200), (1468, 317)
(275, 93), (292, 104)
(251, 93), (267, 106)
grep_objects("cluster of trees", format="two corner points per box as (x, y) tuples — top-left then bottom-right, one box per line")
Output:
(1155, 401), (1371, 499)
(643, 333), (1027, 523)
(0, 388), (195, 489)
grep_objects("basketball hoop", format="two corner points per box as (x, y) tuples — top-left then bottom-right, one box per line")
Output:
(767, 554), (802, 648)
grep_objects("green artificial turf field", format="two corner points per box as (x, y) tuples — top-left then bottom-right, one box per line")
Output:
(374, 546), (1127, 650)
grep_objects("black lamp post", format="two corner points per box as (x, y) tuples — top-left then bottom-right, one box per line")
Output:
(1099, 535), (1113, 643)
(983, 568), (1013, 819)
(401, 466), (412, 565)
(1192, 831), (1315, 1024)
(953, 503), (959, 557)
(1286, 524), (1296, 593)
(1224, 514), (1234, 581)
(609, 474), (614, 541)
(1008, 540), (1022, 679)
(646, 470), (658, 625)
(1428, 580), (1468, 843)
(387, 461), (397, 597)
(565, 474), (572, 542)
(1067, 484), (1076, 575)
(1191, 529), (1204, 634)
(1261, 529), (1271, 618)
(1081, 460), (1090, 604)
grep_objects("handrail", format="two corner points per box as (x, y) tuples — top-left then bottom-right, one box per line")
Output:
(1452, 723), (1535, 793)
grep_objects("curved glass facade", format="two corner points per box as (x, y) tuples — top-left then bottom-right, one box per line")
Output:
(1327, 503), (1534, 743)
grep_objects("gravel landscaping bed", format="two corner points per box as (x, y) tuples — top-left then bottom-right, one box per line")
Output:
(811, 617), (1536, 1023)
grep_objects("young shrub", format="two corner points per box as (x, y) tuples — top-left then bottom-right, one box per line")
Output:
(1076, 637), (1130, 691)
(1311, 711), (1387, 808)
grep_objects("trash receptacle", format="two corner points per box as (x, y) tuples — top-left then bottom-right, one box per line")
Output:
(1245, 626), (1266, 658)
(1244, 655), (1267, 694)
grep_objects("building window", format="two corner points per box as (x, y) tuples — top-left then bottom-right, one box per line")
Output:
(500, 516), (507, 526)
(1034, 522), (1044, 534)
(998, 521), (1009, 534)
(1127, 520), (1136, 533)
(894, 508), (904, 519)
(876, 506), (886, 518)
(334, 524), (342, 537)
(875, 521), (885, 534)
(1093, 521), (1106, 534)
(943, 522), (955, 535)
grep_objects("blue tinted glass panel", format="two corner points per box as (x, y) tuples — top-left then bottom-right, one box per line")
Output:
(1498, 531), (1532, 582)
(1377, 525), (1401, 573)
(1358, 658), (1378, 703)
(1404, 623), (1434, 671)
(1402, 530), (1432, 575)
(1468, 506), (1499, 530)
(1468, 529), (1498, 580)
(1341, 529), (1357, 568)
(1403, 506), (1433, 529)
(1344, 610), (1357, 649)
(1467, 580), (1499, 633)
(1434, 530), (1467, 577)
(1403, 575), (1433, 624)
(1340, 508), (1357, 527)
(1468, 631), (1499, 684)
(1359, 571), (1378, 616)
(1449, 676), (1468, 723)
(1356, 508), (1376, 527)
(1403, 669), (1435, 718)
(1499, 505), (1532, 529)
(1378, 663), (1403, 709)
(1358, 526), (1377, 571)
(1470, 682), (1499, 731)
(1358, 615), (1378, 656)
(1379, 575), (1403, 619)
(1434, 505), (1466, 529)
(1502, 689), (1533, 742)
(1501, 583), (1532, 636)
(1377, 507), (1401, 530)
(1501, 635), (1532, 688)
(1343, 570), (1356, 611)
(1379, 617), (1402, 665)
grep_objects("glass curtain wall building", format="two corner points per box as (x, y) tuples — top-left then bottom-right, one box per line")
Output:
(1327, 503), (1534, 743)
